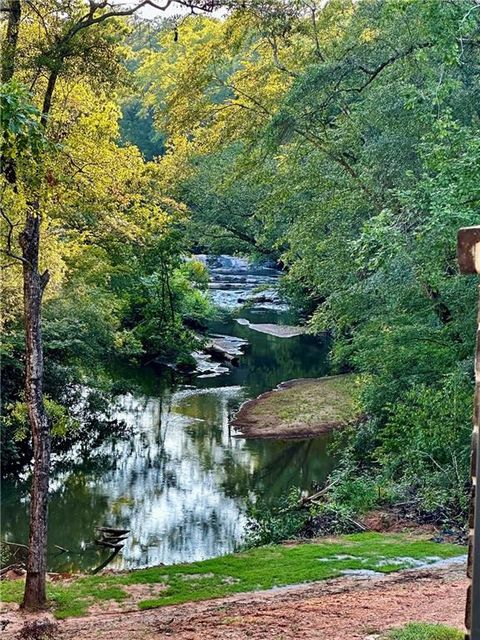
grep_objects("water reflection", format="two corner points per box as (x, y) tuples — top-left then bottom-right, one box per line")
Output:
(2, 259), (333, 571)
(105, 387), (249, 568)
(3, 375), (332, 572)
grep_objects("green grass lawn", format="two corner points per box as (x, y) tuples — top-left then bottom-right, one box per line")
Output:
(385, 623), (463, 639)
(0, 533), (465, 620)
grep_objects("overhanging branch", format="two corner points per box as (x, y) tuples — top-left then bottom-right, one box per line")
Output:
(0, 209), (31, 266)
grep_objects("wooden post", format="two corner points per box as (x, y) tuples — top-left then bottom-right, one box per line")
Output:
(458, 226), (480, 640)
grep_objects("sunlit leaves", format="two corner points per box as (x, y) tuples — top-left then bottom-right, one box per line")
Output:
(0, 80), (46, 159)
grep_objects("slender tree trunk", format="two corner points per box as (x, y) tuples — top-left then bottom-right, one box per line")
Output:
(19, 209), (51, 610)
(1, 0), (21, 83)
(40, 71), (59, 128)
(1, 0), (21, 185)
(1, 0), (53, 607)
(0, 0), (50, 611)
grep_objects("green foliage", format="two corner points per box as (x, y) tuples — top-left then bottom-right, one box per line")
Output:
(131, 0), (480, 526)
(0, 533), (464, 619)
(0, 80), (46, 160)
(179, 146), (273, 255)
(385, 623), (463, 640)
(245, 488), (310, 546)
(326, 371), (472, 525)
(377, 374), (472, 519)
(4, 397), (79, 442)
(329, 475), (380, 515)
(120, 100), (165, 161)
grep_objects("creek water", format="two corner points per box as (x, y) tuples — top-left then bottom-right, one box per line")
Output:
(2, 256), (332, 572)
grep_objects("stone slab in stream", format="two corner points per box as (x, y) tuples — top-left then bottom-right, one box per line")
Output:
(236, 318), (305, 338)
(191, 351), (230, 378)
(204, 334), (249, 362)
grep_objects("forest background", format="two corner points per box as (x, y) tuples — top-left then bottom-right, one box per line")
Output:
(2, 0), (480, 546)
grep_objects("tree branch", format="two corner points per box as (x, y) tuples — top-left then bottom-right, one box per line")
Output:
(356, 41), (433, 93)
(266, 34), (298, 78)
(0, 209), (30, 266)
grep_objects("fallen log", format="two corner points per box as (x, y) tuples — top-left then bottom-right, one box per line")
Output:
(0, 563), (25, 578)
(94, 540), (124, 550)
(95, 527), (130, 535)
(298, 477), (343, 506)
(344, 516), (369, 532)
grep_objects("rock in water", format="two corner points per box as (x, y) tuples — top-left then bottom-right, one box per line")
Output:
(238, 322), (305, 338)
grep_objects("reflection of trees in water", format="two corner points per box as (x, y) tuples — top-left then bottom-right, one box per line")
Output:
(1, 391), (135, 571)
(2, 390), (173, 572)
(178, 389), (333, 505)
(2, 470), (115, 572)
(180, 392), (233, 470)
(201, 314), (330, 399)
(73, 389), (247, 569)
(220, 437), (334, 503)
(249, 439), (331, 497)
(1, 386), (131, 477)
(2, 298), (332, 571)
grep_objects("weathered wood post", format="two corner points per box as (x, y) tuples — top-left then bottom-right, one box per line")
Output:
(458, 226), (480, 640)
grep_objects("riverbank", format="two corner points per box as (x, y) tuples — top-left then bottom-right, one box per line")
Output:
(232, 374), (358, 439)
(0, 534), (465, 621)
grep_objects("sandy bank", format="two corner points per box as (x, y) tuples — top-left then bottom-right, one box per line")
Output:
(232, 374), (358, 439)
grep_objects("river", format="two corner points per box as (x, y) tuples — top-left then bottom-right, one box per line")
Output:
(1, 256), (332, 572)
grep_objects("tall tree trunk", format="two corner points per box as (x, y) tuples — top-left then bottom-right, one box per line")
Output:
(19, 209), (51, 610)
(1, 0), (52, 608)
(0, 0), (50, 611)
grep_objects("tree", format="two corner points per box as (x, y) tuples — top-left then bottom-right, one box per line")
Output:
(136, 0), (480, 519)
(0, 0), (222, 610)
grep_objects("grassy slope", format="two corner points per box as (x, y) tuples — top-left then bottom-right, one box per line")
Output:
(0, 533), (465, 619)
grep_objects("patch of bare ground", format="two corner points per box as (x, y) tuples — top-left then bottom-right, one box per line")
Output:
(232, 374), (358, 439)
(87, 584), (169, 615)
(1, 561), (466, 640)
(361, 510), (466, 545)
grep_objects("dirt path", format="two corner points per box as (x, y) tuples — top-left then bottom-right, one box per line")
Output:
(2, 561), (466, 639)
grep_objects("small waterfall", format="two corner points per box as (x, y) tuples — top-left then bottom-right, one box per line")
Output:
(194, 254), (285, 310)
